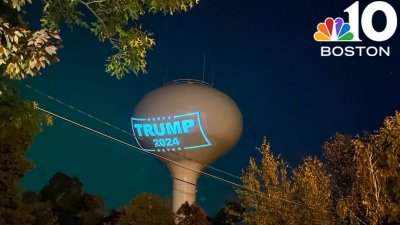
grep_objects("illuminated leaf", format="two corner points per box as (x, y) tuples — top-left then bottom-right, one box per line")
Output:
(46, 114), (53, 126)
(32, 101), (39, 109)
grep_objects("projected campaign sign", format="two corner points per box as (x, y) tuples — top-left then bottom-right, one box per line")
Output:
(131, 112), (212, 152)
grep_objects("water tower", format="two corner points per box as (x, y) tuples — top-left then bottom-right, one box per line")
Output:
(131, 79), (242, 211)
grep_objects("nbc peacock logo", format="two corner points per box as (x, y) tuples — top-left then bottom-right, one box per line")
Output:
(313, 1), (396, 57)
(314, 17), (354, 42)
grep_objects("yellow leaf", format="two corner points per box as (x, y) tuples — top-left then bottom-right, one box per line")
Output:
(5, 63), (16, 74)
(14, 30), (23, 37)
(149, 38), (155, 46)
(45, 46), (57, 55)
(33, 101), (39, 109)
(29, 59), (36, 69)
(46, 114), (53, 126)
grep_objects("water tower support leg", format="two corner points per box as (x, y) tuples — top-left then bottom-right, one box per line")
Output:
(172, 177), (197, 212)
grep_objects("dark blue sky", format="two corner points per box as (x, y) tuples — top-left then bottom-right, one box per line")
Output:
(21, 0), (400, 214)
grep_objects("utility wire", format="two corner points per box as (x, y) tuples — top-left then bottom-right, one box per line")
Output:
(23, 84), (241, 181)
(37, 106), (303, 206)
(24, 84), (131, 136)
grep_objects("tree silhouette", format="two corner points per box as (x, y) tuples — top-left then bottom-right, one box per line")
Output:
(175, 202), (211, 225)
(211, 201), (245, 225)
(37, 172), (105, 225)
(104, 193), (174, 225)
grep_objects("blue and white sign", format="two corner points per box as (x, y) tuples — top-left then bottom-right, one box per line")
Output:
(131, 112), (212, 152)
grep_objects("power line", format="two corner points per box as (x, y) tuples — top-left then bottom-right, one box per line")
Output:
(37, 106), (303, 206)
(23, 84), (241, 181)
(24, 84), (131, 136)
(202, 54), (206, 81)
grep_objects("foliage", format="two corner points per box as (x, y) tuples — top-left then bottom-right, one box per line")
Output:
(175, 202), (211, 225)
(0, 80), (47, 224)
(211, 201), (245, 225)
(40, 0), (200, 79)
(22, 191), (59, 225)
(323, 133), (356, 200)
(105, 193), (175, 225)
(239, 112), (400, 225)
(41, 172), (85, 213)
(336, 112), (400, 225)
(0, 1), (62, 80)
(292, 157), (336, 225)
(238, 138), (335, 225)
(37, 172), (106, 225)
(1, 0), (199, 80)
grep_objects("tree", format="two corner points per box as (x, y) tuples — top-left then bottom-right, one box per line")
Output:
(37, 172), (106, 225)
(107, 193), (175, 225)
(0, 79), (47, 224)
(292, 157), (336, 225)
(239, 112), (400, 225)
(41, 172), (85, 213)
(175, 202), (211, 225)
(323, 133), (356, 201)
(76, 193), (105, 225)
(22, 191), (59, 225)
(238, 138), (295, 225)
(336, 112), (400, 225)
(238, 138), (335, 225)
(1, 0), (199, 79)
(211, 201), (245, 225)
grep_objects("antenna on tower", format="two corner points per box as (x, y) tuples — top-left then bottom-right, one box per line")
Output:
(211, 72), (214, 86)
(202, 54), (206, 81)
(165, 70), (169, 86)
(211, 57), (215, 86)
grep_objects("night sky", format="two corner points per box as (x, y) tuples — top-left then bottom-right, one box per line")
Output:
(19, 0), (400, 214)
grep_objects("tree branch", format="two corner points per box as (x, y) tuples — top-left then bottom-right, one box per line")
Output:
(77, 0), (121, 50)
(85, 0), (105, 5)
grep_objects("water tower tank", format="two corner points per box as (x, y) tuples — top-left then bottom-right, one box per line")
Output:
(131, 79), (242, 211)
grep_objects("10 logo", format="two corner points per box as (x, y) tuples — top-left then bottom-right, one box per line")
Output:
(314, 1), (398, 42)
